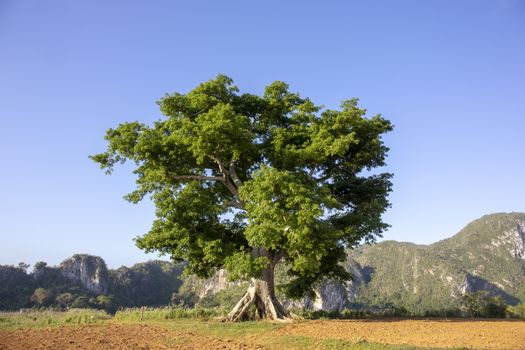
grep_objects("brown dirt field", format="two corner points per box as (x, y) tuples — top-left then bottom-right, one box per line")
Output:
(1, 319), (525, 350)
(0, 323), (263, 350)
(280, 319), (525, 349)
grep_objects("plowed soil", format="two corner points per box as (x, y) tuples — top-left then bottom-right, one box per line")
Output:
(0, 323), (262, 350)
(280, 319), (525, 349)
(1, 319), (525, 349)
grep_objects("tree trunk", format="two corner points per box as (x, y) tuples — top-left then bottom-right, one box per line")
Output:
(224, 249), (294, 322)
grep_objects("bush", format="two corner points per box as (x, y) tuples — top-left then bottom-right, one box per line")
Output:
(71, 296), (92, 309)
(424, 308), (462, 318)
(507, 303), (525, 318)
(484, 296), (507, 318)
(461, 292), (507, 318)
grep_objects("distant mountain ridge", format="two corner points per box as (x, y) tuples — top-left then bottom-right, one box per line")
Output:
(0, 257), (184, 311)
(189, 212), (525, 313)
(344, 212), (525, 312)
(1, 212), (524, 313)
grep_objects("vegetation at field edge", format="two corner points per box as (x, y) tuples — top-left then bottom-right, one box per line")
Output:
(113, 306), (224, 321)
(0, 309), (111, 329)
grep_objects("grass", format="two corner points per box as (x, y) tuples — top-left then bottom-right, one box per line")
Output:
(113, 306), (223, 321)
(0, 309), (111, 329)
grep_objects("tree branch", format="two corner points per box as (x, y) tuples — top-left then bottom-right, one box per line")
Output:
(229, 159), (243, 188)
(315, 175), (330, 183)
(223, 200), (244, 210)
(212, 156), (244, 207)
(171, 174), (224, 182)
(315, 169), (335, 183)
(213, 157), (229, 178)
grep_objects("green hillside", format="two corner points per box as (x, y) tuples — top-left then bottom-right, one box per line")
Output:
(351, 213), (525, 313)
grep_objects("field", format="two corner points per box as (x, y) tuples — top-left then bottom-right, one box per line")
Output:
(1, 310), (525, 350)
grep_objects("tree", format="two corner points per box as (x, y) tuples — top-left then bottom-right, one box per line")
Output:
(31, 287), (53, 306)
(56, 292), (74, 309)
(91, 75), (393, 321)
(71, 295), (91, 309)
(461, 291), (507, 318)
(0, 265), (35, 310)
(95, 295), (115, 312)
(17, 262), (30, 272)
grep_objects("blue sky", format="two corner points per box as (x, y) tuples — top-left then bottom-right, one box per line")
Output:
(1, 0), (524, 268)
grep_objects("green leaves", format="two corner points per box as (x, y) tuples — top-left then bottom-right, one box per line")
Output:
(240, 167), (325, 250)
(91, 74), (393, 297)
(89, 122), (145, 173)
(223, 250), (269, 281)
(190, 103), (254, 164)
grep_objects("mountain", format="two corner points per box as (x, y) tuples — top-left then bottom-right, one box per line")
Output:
(59, 254), (109, 295)
(0, 256), (185, 311)
(342, 212), (525, 313)
(109, 260), (184, 307)
(187, 212), (525, 313)
(1, 212), (524, 314)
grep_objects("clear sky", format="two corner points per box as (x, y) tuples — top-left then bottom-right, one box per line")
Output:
(1, 0), (524, 268)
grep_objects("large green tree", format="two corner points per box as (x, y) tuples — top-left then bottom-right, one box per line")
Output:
(91, 75), (393, 321)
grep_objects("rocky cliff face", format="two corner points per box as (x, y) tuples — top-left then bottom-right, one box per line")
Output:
(491, 222), (525, 259)
(199, 269), (240, 298)
(302, 280), (349, 311)
(296, 259), (365, 311)
(59, 254), (109, 295)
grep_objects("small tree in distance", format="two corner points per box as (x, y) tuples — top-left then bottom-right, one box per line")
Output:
(31, 288), (53, 307)
(91, 75), (393, 321)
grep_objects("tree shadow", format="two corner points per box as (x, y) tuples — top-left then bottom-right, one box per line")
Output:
(463, 273), (520, 305)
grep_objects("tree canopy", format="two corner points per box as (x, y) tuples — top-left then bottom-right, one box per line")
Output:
(91, 75), (393, 319)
